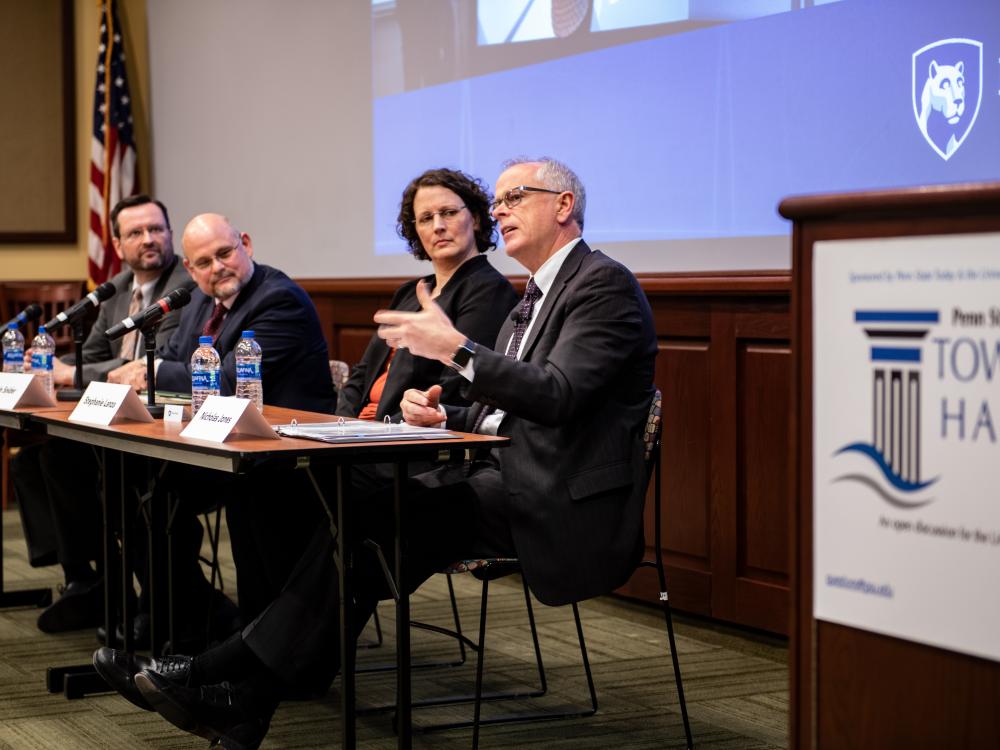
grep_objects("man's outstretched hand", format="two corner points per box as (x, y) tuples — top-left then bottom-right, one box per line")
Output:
(374, 281), (465, 363)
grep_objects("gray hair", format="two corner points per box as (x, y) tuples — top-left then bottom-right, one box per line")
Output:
(501, 156), (586, 231)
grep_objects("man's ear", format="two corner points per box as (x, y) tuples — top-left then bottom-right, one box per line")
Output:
(555, 191), (575, 225)
(112, 236), (125, 261)
(241, 232), (254, 259)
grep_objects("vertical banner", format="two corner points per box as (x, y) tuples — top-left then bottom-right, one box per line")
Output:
(88, 0), (137, 286)
(813, 232), (1000, 662)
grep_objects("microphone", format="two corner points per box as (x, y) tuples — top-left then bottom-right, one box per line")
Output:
(3, 303), (42, 329)
(105, 286), (192, 340)
(510, 306), (530, 323)
(43, 282), (117, 330)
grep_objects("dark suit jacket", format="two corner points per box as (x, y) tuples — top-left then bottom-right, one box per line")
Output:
(156, 263), (335, 414)
(336, 254), (518, 422)
(445, 241), (657, 606)
(73, 255), (192, 385)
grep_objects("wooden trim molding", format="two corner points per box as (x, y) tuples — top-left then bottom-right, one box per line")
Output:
(299, 270), (792, 298)
(779, 181), (1000, 223)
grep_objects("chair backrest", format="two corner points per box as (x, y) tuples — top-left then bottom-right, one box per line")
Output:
(329, 359), (351, 392)
(642, 388), (664, 556)
(1, 281), (85, 351)
(643, 388), (663, 472)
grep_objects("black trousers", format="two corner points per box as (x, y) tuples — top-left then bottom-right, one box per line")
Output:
(242, 461), (514, 695)
(12, 439), (102, 570)
(223, 466), (326, 624)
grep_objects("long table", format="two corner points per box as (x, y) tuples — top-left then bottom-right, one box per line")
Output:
(9, 404), (506, 750)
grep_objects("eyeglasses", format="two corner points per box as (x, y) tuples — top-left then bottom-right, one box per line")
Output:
(490, 186), (561, 213)
(190, 240), (240, 272)
(121, 224), (168, 243)
(414, 205), (467, 228)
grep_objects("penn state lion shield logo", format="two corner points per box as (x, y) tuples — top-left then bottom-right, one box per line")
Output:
(912, 38), (983, 160)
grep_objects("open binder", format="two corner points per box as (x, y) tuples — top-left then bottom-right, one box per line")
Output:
(273, 419), (459, 444)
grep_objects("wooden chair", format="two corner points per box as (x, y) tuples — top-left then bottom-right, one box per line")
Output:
(1, 281), (84, 509)
(1, 281), (85, 351)
(329, 359), (350, 393)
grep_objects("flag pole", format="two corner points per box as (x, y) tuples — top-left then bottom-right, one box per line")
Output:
(101, 0), (114, 248)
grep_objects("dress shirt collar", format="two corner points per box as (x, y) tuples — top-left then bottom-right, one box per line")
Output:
(528, 237), (583, 297)
(129, 276), (159, 308)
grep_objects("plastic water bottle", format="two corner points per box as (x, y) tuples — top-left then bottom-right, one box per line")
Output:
(190, 335), (221, 416)
(30, 326), (55, 397)
(234, 330), (263, 412)
(2, 323), (25, 374)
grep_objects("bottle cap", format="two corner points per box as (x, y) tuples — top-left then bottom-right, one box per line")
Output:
(242, 330), (254, 338)
(38, 326), (46, 334)
(198, 335), (213, 345)
(6, 323), (15, 330)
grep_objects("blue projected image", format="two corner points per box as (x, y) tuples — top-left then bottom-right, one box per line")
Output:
(373, 0), (1000, 257)
(476, 0), (844, 46)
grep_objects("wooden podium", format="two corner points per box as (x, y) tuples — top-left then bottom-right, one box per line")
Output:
(781, 182), (1000, 748)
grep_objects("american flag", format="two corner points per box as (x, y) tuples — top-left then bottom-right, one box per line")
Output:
(88, 0), (137, 286)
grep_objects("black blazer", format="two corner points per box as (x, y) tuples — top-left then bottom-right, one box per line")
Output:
(446, 241), (657, 606)
(156, 263), (336, 414)
(336, 254), (518, 422)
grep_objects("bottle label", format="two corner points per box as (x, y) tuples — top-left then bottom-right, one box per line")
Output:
(192, 369), (221, 390)
(236, 362), (261, 380)
(3, 349), (23, 366)
(31, 352), (53, 371)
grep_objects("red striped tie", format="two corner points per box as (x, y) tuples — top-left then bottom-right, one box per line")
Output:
(202, 302), (227, 340)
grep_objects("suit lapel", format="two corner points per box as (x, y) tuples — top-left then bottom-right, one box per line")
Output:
(213, 263), (265, 346)
(150, 256), (179, 299)
(517, 241), (589, 361)
(111, 271), (136, 323)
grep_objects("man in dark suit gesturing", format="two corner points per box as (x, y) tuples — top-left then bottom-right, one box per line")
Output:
(96, 159), (656, 748)
(382, 156), (656, 605)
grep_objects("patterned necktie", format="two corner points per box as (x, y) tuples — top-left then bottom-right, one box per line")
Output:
(472, 279), (542, 433)
(118, 287), (144, 360)
(202, 302), (227, 340)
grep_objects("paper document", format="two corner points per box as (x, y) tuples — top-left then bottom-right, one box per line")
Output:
(273, 420), (458, 444)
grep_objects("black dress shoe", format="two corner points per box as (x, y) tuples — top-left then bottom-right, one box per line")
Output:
(37, 579), (103, 634)
(136, 670), (260, 743)
(92, 647), (193, 711)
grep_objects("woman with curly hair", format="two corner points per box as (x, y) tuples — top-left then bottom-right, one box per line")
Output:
(336, 167), (517, 422)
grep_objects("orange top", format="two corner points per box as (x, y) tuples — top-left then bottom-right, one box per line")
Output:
(357, 348), (395, 421)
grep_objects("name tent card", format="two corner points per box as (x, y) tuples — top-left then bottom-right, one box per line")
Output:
(0, 372), (57, 410)
(180, 395), (278, 443)
(69, 382), (155, 426)
(164, 404), (186, 423)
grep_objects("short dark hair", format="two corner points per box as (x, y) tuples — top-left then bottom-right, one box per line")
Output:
(109, 194), (171, 238)
(396, 168), (496, 261)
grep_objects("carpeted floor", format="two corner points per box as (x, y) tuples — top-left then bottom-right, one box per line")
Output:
(0, 509), (788, 749)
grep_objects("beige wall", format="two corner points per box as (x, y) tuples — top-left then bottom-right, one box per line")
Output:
(2, 0), (150, 282)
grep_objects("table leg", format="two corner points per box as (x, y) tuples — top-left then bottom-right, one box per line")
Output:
(394, 460), (411, 750)
(46, 446), (125, 698)
(336, 463), (356, 749)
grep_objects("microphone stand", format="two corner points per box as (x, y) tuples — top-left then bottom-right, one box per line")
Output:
(56, 319), (87, 402)
(142, 324), (165, 418)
